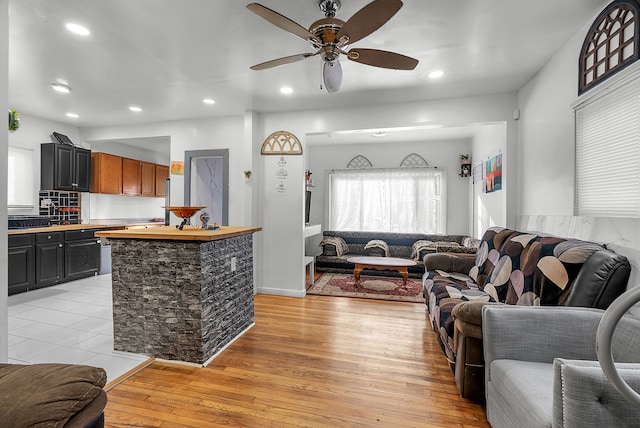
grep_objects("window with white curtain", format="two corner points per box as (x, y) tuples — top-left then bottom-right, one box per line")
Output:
(328, 167), (446, 233)
(575, 72), (640, 217)
(8, 146), (36, 208)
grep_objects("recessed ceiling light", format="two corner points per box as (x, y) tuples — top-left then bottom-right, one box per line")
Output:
(280, 87), (293, 95)
(51, 83), (71, 93)
(65, 23), (90, 36)
(66, 113), (79, 118)
(372, 131), (387, 138)
(129, 106), (142, 112)
(202, 98), (216, 104)
(428, 70), (444, 79)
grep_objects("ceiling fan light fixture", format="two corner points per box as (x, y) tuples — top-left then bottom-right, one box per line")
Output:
(51, 83), (71, 93)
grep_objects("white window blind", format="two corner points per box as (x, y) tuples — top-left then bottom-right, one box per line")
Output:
(575, 76), (640, 217)
(8, 146), (36, 208)
(328, 167), (446, 233)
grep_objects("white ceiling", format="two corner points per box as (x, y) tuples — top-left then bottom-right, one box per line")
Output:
(9, 0), (607, 130)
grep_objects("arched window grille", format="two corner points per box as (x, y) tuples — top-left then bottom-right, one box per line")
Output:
(579, 0), (640, 94)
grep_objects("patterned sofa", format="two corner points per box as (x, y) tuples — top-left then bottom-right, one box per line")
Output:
(316, 230), (478, 278)
(422, 227), (631, 401)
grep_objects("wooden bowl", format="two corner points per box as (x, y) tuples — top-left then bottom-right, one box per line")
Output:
(162, 206), (206, 219)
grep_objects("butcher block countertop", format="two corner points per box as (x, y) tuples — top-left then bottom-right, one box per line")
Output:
(8, 224), (111, 235)
(95, 225), (262, 241)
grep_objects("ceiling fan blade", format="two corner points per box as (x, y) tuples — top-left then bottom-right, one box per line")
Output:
(247, 3), (318, 42)
(348, 48), (418, 70)
(250, 53), (316, 70)
(336, 0), (403, 45)
(323, 61), (342, 93)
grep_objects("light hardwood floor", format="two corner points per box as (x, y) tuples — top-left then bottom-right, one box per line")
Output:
(105, 294), (489, 427)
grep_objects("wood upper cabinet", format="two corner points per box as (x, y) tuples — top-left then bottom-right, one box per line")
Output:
(141, 162), (156, 196)
(155, 164), (169, 197)
(91, 152), (168, 197)
(122, 158), (141, 195)
(91, 152), (122, 194)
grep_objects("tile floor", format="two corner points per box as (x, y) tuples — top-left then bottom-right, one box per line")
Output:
(8, 273), (149, 382)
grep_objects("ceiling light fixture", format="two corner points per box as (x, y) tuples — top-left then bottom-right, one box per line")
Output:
(428, 70), (444, 79)
(129, 106), (142, 112)
(65, 23), (90, 36)
(372, 131), (387, 138)
(280, 87), (293, 95)
(66, 113), (79, 118)
(51, 83), (71, 93)
(202, 98), (216, 104)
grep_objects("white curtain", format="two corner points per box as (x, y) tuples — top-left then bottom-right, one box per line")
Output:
(328, 167), (446, 233)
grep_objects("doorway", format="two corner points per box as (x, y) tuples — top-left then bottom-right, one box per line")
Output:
(184, 149), (229, 226)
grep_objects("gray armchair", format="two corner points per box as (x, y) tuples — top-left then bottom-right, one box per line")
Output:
(482, 305), (640, 428)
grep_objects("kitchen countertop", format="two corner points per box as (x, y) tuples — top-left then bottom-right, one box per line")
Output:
(95, 225), (262, 241)
(8, 224), (112, 235)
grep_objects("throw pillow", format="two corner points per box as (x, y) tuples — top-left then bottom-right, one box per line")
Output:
(319, 236), (349, 257)
(411, 240), (435, 261)
(364, 239), (389, 257)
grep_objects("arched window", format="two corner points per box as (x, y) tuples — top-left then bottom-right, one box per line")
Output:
(579, 0), (640, 94)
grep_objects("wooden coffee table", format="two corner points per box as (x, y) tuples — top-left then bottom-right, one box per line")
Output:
(347, 256), (417, 286)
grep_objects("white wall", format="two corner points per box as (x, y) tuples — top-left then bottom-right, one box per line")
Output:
(307, 138), (472, 235)
(471, 123), (507, 237)
(1, 0), (9, 362)
(80, 115), (250, 224)
(80, 94), (518, 299)
(86, 140), (169, 221)
(517, 5), (640, 288)
(8, 114), (82, 216)
(256, 94), (517, 297)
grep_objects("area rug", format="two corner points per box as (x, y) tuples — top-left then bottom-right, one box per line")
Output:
(307, 273), (425, 303)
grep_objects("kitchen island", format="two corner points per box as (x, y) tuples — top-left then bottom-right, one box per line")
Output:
(95, 225), (261, 365)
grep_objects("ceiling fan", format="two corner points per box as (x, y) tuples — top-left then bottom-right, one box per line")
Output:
(247, 0), (419, 93)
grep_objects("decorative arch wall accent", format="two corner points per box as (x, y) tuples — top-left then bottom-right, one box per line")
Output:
(260, 130), (303, 155)
(347, 155), (373, 169)
(400, 153), (428, 167)
(579, 0), (640, 94)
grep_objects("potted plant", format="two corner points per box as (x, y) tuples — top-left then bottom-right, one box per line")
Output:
(243, 170), (252, 182)
(8, 108), (20, 132)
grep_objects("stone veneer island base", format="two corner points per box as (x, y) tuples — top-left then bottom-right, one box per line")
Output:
(95, 226), (261, 365)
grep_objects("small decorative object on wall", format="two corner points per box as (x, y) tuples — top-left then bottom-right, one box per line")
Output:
(243, 170), (252, 182)
(472, 162), (484, 183)
(400, 153), (428, 167)
(170, 161), (184, 175)
(459, 154), (471, 177)
(347, 155), (373, 169)
(276, 155), (288, 193)
(261, 130), (303, 155)
(8, 108), (20, 132)
(485, 153), (503, 193)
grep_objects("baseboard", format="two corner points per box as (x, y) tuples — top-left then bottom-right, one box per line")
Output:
(257, 287), (306, 298)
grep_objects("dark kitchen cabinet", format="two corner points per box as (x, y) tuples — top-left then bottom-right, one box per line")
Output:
(8, 228), (100, 295)
(64, 229), (100, 280)
(41, 143), (91, 192)
(8, 234), (35, 295)
(35, 232), (64, 288)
